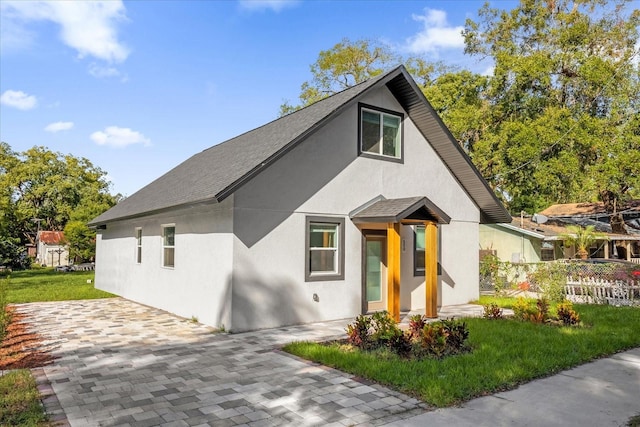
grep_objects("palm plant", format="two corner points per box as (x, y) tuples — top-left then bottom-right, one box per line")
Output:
(560, 225), (608, 260)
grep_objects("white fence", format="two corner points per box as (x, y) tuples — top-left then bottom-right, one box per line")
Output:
(565, 277), (639, 306)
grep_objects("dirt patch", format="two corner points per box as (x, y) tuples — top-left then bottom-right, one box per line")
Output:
(1, 306), (56, 370)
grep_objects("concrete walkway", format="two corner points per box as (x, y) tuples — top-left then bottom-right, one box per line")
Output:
(16, 298), (640, 426)
(388, 347), (640, 427)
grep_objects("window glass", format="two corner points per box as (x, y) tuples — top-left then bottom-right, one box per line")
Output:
(310, 224), (337, 248)
(163, 226), (175, 268)
(309, 223), (338, 274)
(164, 226), (175, 246)
(310, 250), (336, 273)
(362, 111), (381, 153)
(382, 115), (400, 157)
(360, 107), (402, 159)
(136, 228), (142, 264)
(415, 226), (426, 274)
(306, 218), (344, 281)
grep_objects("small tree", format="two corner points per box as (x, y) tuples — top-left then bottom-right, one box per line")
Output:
(560, 225), (607, 260)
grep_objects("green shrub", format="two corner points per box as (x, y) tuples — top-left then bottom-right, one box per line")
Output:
(418, 322), (449, 358)
(408, 314), (427, 338)
(370, 311), (400, 345)
(512, 297), (533, 320)
(346, 314), (372, 349)
(417, 318), (470, 359)
(442, 318), (470, 351)
(527, 297), (550, 323)
(556, 301), (581, 325)
(345, 313), (470, 359)
(529, 262), (567, 302)
(482, 303), (503, 319)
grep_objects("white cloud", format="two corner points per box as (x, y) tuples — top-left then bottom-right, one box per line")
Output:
(90, 126), (151, 148)
(88, 63), (128, 81)
(481, 65), (495, 77)
(0, 90), (38, 110)
(405, 9), (465, 54)
(238, 0), (299, 12)
(1, 1), (129, 63)
(44, 121), (74, 133)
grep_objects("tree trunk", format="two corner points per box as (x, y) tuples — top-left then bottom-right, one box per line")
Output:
(577, 248), (588, 260)
(600, 190), (627, 234)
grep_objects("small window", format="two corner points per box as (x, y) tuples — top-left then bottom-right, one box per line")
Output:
(359, 103), (403, 161)
(135, 228), (142, 264)
(541, 248), (555, 261)
(162, 225), (175, 268)
(414, 225), (425, 276)
(305, 216), (345, 281)
(415, 225), (442, 276)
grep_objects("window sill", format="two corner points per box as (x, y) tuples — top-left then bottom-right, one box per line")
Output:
(358, 151), (404, 164)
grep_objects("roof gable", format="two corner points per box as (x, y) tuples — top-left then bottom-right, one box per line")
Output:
(90, 66), (510, 226)
(351, 196), (451, 224)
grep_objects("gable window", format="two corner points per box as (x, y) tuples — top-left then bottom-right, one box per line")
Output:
(135, 228), (142, 264)
(359, 103), (403, 161)
(162, 225), (175, 268)
(305, 216), (345, 281)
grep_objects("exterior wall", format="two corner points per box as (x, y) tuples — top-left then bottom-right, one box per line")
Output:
(38, 243), (69, 267)
(231, 86), (481, 331)
(95, 199), (234, 329)
(479, 224), (542, 263)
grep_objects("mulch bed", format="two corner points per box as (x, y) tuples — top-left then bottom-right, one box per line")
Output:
(1, 307), (56, 370)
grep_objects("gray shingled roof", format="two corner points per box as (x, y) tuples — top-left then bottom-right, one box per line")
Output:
(351, 197), (450, 224)
(90, 66), (510, 226)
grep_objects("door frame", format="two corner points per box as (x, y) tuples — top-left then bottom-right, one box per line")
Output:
(362, 230), (388, 313)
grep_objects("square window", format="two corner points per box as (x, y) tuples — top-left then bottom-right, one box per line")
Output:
(359, 104), (403, 161)
(162, 225), (175, 268)
(305, 217), (345, 281)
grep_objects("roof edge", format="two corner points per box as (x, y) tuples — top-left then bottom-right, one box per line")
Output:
(88, 197), (220, 227)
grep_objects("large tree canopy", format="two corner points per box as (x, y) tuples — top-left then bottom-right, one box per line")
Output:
(282, 0), (640, 233)
(463, 0), (640, 231)
(0, 142), (117, 265)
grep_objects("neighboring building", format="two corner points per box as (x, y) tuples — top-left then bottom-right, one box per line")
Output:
(480, 215), (640, 264)
(37, 231), (69, 267)
(89, 66), (511, 332)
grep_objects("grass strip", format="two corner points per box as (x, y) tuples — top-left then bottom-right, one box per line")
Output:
(5, 269), (114, 304)
(0, 369), (49, 426)
(284, 303), (640, 407)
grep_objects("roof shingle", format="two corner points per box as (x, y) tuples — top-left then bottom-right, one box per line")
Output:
(90, 66), (510, 226)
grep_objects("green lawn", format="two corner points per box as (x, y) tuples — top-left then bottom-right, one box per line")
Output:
(284, 302), (640, 407)
(0, 370), (51, 426)
(3, 268), (114, 303)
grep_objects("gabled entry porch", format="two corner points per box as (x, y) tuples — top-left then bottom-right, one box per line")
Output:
(351, 196), (451, 322)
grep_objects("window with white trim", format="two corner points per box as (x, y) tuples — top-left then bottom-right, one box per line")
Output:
(162, 225), (175, 268)
(135, 228), (142, 264)
(359, 104), (403, 160)
(305, 217), (345, 281)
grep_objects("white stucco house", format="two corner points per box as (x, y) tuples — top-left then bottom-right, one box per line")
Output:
(37, 231), (70, 267)
(89, 66), (511, 332)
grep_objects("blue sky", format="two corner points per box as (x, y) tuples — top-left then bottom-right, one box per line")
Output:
(1, 0), (509, 197)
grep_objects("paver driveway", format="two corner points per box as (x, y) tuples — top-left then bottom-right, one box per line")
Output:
(18, 298), (429, 427)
